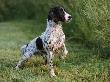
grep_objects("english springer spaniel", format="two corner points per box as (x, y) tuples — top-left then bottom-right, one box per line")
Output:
(16, 6), (72, 77)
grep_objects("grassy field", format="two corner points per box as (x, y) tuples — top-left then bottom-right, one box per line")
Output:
(0, 20), (109, 82)
(0, 0), (110, 82)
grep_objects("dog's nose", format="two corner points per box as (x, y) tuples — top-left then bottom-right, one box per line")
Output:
(68, 16), (72, 20)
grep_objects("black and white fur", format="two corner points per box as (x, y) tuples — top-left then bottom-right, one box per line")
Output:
(16, 6), (72, 77)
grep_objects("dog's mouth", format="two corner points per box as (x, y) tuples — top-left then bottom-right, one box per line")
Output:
(65, 16), (72, 23)
(64, 12), (72, 23)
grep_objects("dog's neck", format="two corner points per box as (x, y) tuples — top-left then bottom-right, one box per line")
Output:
(40, 19), (64, 42)
(47, 20), (62, 29)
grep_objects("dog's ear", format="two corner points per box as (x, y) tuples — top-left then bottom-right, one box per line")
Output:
(48, 8), (54, 20)
(48, 8), (58, 23)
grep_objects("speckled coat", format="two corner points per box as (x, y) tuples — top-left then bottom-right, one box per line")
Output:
(40, 20), (65, 52)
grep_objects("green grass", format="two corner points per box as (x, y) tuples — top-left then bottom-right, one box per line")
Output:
(0, 20), (110, 82)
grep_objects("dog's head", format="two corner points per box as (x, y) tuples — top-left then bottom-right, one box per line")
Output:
(48, 6), (72, 23)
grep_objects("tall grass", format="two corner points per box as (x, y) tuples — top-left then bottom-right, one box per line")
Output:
(72, 0), (110, 57)
(63, 0), (110, 57)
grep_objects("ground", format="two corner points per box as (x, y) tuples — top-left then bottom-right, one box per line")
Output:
(0, 20), (109, 82)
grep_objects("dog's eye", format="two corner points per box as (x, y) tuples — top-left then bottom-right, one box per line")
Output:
(61, 9), (63, 11)
(60, 8), (64, 12)
(60, 7), (63, 10)
(60, 7), (65, 12)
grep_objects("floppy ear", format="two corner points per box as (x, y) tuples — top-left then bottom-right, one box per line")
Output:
(48, 8), (58, 23)
(48, 8), (54, 21)
(48, 9), (54, 21)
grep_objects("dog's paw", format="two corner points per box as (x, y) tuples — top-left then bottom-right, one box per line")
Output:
(50, 73), (56, 77)
(15, 66), (20, 70)
(64, 50), (68, 55)
(61, 50), (68, 59)
(50, 69), (56, 77)
(61, 54), (67, 60)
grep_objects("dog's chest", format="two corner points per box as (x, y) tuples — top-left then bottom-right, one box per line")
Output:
(41, 24), (65, 51)
(50, 26), (65, 44)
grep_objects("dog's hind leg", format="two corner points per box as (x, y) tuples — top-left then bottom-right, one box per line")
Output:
(16, 42), (37, 70)
(15, 52), (32, 70)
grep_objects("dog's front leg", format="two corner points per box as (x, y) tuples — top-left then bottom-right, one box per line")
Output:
(61, 43), (68, 59)
(46, 51), (56, 77)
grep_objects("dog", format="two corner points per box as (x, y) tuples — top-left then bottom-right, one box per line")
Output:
(16, 6), (72, 77)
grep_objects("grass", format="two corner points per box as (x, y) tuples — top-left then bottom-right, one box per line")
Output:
(0, 20), (110, 82)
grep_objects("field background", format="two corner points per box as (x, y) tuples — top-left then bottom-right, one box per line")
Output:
(0, 0), (110, 82)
